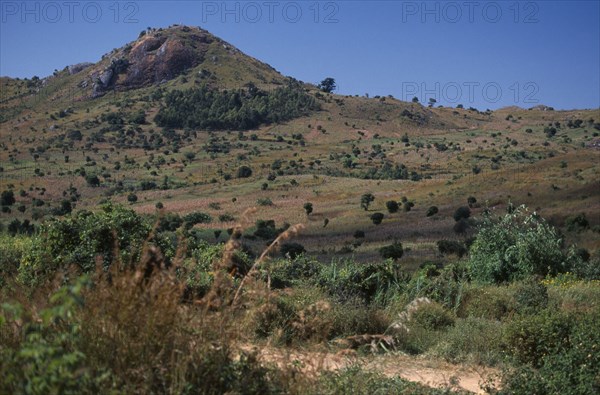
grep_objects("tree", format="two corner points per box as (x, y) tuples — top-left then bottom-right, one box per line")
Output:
(360, 193), (375, 211)
(412, 96), (419, 103)
(453, 206), (471, 222)
(127, 193), (138, 204)
(303, 202), (313, 216)
(1, 190), (15, 206)
(370, 212), (384, 225)
(386, 200), (399, 213)
(379, 242), (404, 261)
(318, 77), (336, 93)
(428, 98), (437, 108)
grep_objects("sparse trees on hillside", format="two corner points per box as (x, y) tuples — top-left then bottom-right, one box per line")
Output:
(360, 193), (375, 211)
(318, 77), (336, 93)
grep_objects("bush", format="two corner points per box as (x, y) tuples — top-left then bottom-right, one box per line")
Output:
(410, 301), (455, 331)
(457, 284), (515, 320)
(379, 242), (404, 261)
(237, 165), (253, 178)
(1, 190), (15, 206)
(565, 213), (590, 232)
(18, 204), (150, 286)
(385, 200), (399, 213)
(503, 309), (573, 368)
(370, 212), (384, 225)
(426, 206), (439, 217)
(280, 242), (306, 259)
(436, 240), (467, 258)
(434, 317), (504, 365)
(514, 277), (548, 314)
(468, 206), (575, 284)
(316, 259), (401, 304)
(453, 206), (471, 221)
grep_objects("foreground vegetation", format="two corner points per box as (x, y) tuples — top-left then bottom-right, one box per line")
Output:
(1, 203), (598, 394)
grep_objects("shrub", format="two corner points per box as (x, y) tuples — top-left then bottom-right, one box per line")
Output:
(127, 193), (138, 203)
(514, 277), (548, 314)
(426, 206), (439, 217)
(453, 206), (471, 221)
(183, 211), (212, 227)
(280, 242), (306, 259)
(379, 242), (404, 261)
(303, 202), (313, 216)
(434, 317), (504, 365)
(236, 165), (253, 178)
(565, 213), (590, 232)
(316, 259), (401, 304)
(410, 301), (455, 331)
(457, 284), (515, 321)
(353, 230), (365, 239)
(468, 206), (574, 284)
(360, 193), (375, 211)
(453, 218), (470, 234)
(385, 200), (399, 213)
(370, 212), (384, 225)
(467, 196), (477, 208)
(18, 204), (150, 286)
(436, 240), (467, 258)
(257, 198), (273, 206)
(1, 190), (15, 206)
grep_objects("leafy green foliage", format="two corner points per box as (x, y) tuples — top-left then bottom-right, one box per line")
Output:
(154, 84), (318, 131)
(468, 206), (576, 284)
(18, 204), (150, 286)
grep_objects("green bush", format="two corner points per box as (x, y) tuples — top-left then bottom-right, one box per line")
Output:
(457, 284), (515, 320)
(434, 316), (504, 365)
(500, 311), (600, 394)
(379, 242), (404, 261)
(503, 310), (573, 368)
(18, 204), (151, 286)
(436, 240), (467, 258)
(0, 235), (32, 286)
(468, 206), (575, 284)
(410, 301), (455, 331)
(514, 277), (548, 314)
(316, 259), (402, 304)
(453, 206), (471, 221)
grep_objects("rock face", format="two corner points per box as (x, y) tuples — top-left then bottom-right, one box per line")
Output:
(88, 26), (213, 97)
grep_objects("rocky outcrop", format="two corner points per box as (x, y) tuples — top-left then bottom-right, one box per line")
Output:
(87, 26), (213, 97)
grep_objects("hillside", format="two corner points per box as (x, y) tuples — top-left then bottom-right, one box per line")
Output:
(0, 24), (598, 262)
(1, 24), (600, 394)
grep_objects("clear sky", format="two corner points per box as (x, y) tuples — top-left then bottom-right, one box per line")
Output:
(1, 1), (599, 110)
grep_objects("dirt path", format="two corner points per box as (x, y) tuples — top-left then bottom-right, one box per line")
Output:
(241, 345), (499, 394)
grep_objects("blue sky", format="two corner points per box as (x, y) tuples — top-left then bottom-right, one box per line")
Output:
(1, 1), (599, 110)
